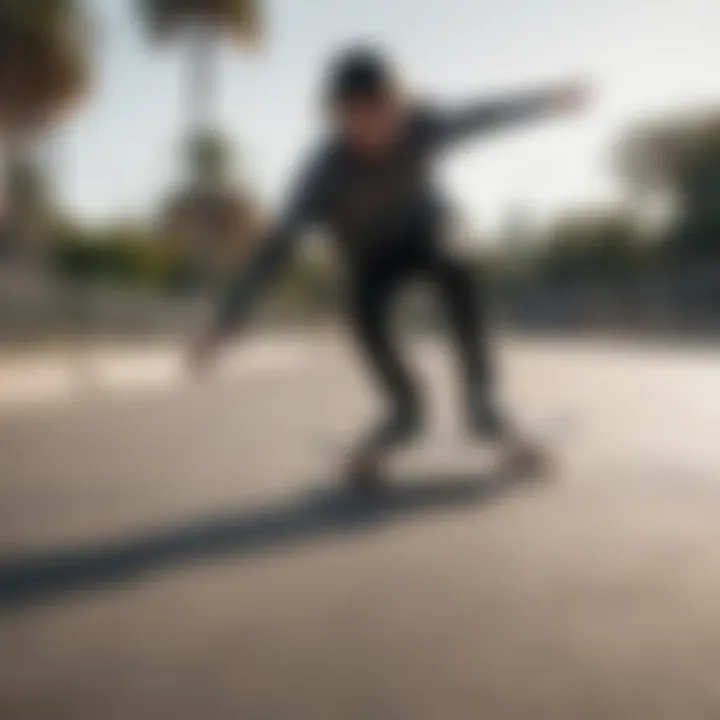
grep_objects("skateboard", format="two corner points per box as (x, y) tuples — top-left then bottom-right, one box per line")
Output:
(342, 427), (558, 496)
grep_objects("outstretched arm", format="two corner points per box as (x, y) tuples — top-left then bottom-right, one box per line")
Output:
(427, 80), (590, 148)
(188, 152), (328, 373)
(213, 218), (300, 336)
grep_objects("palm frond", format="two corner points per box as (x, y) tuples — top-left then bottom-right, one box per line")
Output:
(0, 0), (92, 130)
(138, 0), (262, 44)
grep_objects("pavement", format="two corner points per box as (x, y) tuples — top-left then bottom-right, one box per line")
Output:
(2, 334), (720, 719)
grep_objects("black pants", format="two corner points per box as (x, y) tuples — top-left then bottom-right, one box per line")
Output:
(347, 228), (493, 428)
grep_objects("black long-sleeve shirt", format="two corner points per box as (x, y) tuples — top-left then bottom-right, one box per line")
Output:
(216, 85), (568, 333)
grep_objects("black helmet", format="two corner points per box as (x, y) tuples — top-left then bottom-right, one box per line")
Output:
(325, 45), (394, 105)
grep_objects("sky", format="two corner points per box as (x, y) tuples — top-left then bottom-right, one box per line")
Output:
(55, 0), (720, 233)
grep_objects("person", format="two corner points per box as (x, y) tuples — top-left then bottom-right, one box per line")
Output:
(189, 46), (590, 484)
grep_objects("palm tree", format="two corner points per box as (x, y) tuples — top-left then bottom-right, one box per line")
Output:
(138, 0), (261, 147)
(138, 0), (263, 283)
(0, 0), (92, 260)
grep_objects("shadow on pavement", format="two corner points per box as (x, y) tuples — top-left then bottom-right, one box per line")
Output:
(0, 471), (531, 611)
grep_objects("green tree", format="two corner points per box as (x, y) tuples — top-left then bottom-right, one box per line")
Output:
(536, 211), (644, 287)
(52, 217), (190, 292)
(620, 109), (720, 258)
(0, 0), (92, 259)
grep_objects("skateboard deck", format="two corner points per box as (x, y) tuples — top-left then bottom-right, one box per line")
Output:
(331, 414), (575, 494)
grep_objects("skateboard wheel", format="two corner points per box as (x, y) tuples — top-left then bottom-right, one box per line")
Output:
(505, 440), (554, 480)
(345, 450), (384, 495)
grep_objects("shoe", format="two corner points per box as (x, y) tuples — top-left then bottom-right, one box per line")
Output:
(371, 404), (422, 449)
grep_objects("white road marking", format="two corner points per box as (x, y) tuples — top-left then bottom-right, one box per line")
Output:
(0, 339), (312, 416)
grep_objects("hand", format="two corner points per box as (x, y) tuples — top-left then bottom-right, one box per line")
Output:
(186, 329), (223, 379)
(550, 80), (593, 115)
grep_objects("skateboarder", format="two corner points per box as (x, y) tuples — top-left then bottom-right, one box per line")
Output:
(189, 46), (590, 488)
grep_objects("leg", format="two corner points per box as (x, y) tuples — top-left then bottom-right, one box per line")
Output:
(428, 251), (552, 475)
(428, 251), (507, 437)
(347, 266), (423, 454)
